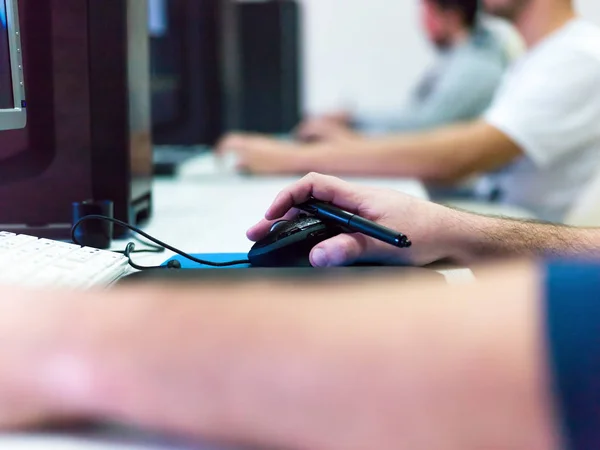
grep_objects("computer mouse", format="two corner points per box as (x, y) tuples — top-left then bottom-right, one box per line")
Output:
(248, 214), (345, 267)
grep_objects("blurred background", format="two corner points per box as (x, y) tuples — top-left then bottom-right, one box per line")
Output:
(298, 0), (600, 116)
(4, 0), (600, 234)
(150, 0), (600, 146)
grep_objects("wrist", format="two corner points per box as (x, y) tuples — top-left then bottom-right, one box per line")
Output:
(291, 143), (340, 174)
(439, 209), (500, 264)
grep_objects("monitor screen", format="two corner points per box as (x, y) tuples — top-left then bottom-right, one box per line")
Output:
(0, 0), (25, 130)
(0, 0), (14, 110)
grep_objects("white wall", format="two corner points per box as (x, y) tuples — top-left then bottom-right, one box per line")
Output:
(301, 0), (600, 117)
(578, 0), (600, 22)
(300, 0), (434, 116)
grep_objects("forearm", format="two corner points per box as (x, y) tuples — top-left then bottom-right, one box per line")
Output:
(449, 212), (600, 264)
(297, 134), (447, 180)
(298, 122), (518, 183)
(36, 267), (557, 450)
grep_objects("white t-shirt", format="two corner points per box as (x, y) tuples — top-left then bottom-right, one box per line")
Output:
(483, 18), (600, 222)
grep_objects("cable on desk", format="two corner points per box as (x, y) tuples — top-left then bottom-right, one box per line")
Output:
(129, 234), (166, 254)
(71, 215), (251, 270)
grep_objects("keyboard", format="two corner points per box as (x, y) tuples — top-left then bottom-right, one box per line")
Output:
(0, 232), (130, 288)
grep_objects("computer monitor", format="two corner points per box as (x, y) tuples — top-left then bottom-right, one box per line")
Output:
(0, 0), (25, 131)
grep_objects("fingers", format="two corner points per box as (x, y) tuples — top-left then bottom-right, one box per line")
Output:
(246, 219), (272, 241)
(309, 233), (370, 267)
(296, 119), (328, 143)
(215, 133), (247, 155)
(216, 132), (265, 155)
(246, 209), (300, 242)
(215, 135), (246, 171)
(249, 172), (367, 241)
(310, 232), (412, 267)
(265, 173), (364, 221)
(215, 134), (264, 172)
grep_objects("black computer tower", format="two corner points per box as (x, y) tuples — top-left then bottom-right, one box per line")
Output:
(151, 0), (228, 147)
(234, 0), (303, 134)
(88, 0), (153, 234)
(0, 0), (152, 239)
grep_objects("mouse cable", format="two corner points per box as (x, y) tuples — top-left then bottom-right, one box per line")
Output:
(130, 234), (165, 253)
(122, 242), (182, 271)
(71, 215), (251, 269)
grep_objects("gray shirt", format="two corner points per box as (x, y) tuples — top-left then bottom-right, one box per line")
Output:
(356, 25), (510, 134)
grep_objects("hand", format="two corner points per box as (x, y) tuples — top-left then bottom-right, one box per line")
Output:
(247, 173), (467, 267)
(217, 133), (307, 175)
(295, 116), (359, 143)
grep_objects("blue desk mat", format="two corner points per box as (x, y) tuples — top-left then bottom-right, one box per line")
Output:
(163, 253), (251, 269)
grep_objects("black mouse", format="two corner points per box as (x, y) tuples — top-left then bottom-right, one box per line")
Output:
(248, 214), (345, 267)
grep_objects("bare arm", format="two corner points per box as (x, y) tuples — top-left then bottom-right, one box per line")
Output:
(295, 121), (522, 183)
(7, 263), (557, 450)
(447, 213), (600, 264)
(246, 173), (600, 268)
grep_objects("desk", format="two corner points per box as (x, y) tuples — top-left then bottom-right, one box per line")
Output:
(0, 155), (470, 449)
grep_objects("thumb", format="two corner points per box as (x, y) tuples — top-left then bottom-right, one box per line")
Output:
(309, 233), (370, 268)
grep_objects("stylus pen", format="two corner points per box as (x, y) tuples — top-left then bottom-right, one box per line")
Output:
(298, 199), (412, 248)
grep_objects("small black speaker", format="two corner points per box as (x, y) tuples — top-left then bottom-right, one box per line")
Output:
(234, 0), (302, 134)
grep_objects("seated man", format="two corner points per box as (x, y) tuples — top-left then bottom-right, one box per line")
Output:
(296, 0), (516, 141)
(3, 173), (600, 449)
(219, 0), (600, 223)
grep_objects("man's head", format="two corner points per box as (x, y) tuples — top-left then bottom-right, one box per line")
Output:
(421, 0), (479, 50)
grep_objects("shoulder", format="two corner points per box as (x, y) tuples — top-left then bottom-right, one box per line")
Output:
(531, 20), (600, 67)
(507, 23), (600, 95)
(447, 40), (506, 84)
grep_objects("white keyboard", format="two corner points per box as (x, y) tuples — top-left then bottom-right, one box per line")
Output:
(0, 232), (130, 288)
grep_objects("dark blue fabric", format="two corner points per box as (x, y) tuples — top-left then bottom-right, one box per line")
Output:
(546, 259), (600, 450)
